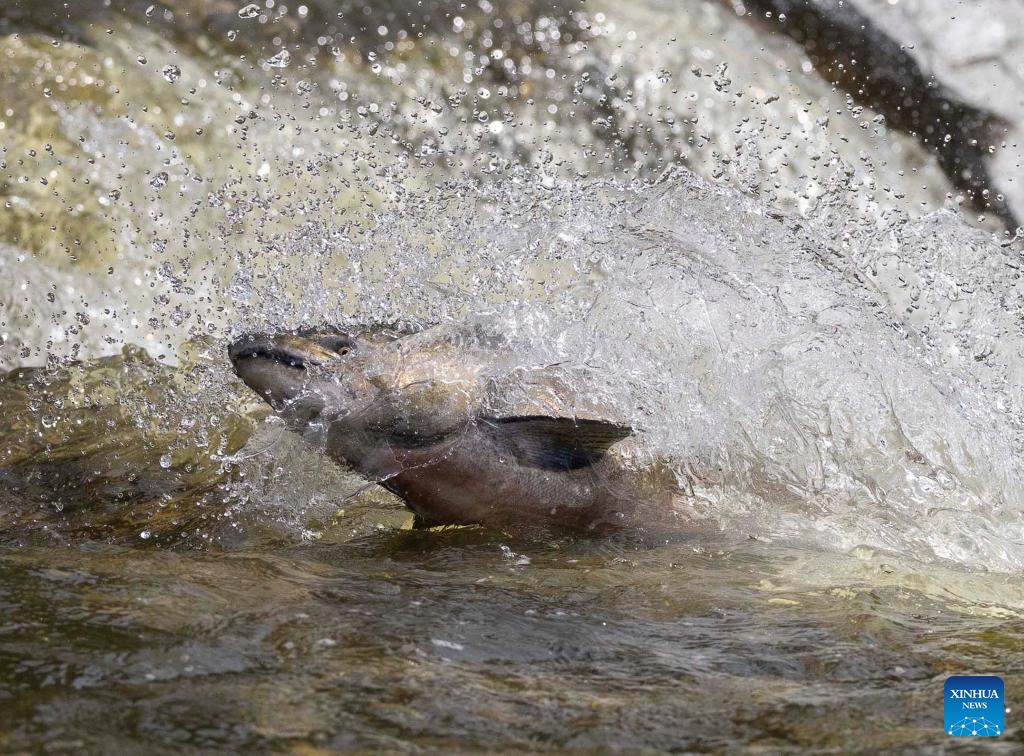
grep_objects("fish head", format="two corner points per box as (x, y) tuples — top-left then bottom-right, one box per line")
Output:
(229, 329), (359, 419)
(228, 324), (485, 463)
(229, 328), (391, 450)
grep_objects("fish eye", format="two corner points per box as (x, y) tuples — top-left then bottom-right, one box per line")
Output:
(315, 333), (355, 356)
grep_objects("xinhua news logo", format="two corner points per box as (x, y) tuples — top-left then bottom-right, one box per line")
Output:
(945, 676), (1004, 736)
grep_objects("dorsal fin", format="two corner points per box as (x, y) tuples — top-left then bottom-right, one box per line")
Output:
(480, 415), (632, 471)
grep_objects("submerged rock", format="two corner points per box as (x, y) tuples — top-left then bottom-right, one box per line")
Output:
(0, 345), (257, 545)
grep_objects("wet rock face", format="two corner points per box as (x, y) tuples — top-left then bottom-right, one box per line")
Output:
(736, 0), (1020, 231)
(857, 0), (1024, 230)
(0, 1), (588, 59)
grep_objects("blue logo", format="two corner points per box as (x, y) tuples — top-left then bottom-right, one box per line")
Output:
(945, 676), (1004, 736)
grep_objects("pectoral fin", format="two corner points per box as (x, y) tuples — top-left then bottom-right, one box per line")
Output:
(481, 415), (632, 470)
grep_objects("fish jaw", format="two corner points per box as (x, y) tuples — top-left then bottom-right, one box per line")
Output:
(228, 331), (357, 423)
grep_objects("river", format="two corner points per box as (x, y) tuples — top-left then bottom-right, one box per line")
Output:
(2, 0), (1023, 750)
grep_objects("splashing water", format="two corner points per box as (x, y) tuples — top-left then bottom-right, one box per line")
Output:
(211, 166), (1024, 570)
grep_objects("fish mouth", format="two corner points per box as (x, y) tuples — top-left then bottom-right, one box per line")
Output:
(228, 332), (354, 370)
(228, 331), (355, 409)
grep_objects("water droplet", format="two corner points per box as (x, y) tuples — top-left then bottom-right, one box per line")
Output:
(150, 171), (169, 189)
(42, 87), (52, 98)
(161, 64), (181, 83)
(159, 453), (172, 468)
(137, 55), (147, 65)
(238, 3), (261, 19)
(266, 50), (291, 68)
(139, 530), (152, 540)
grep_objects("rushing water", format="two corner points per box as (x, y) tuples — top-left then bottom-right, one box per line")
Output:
(2, 0), (1024, 751)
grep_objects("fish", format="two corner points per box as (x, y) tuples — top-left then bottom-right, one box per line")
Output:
(228, 323), (700, 536)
